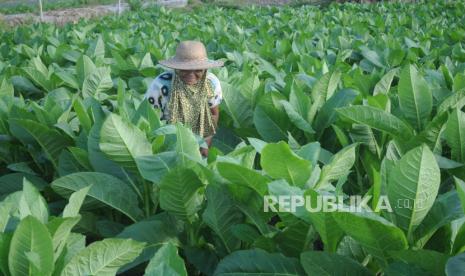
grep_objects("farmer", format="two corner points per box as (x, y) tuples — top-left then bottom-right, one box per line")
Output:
(144, 41), (224, 157)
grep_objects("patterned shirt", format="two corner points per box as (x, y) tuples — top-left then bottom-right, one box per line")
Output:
(144, 71), (223, 120)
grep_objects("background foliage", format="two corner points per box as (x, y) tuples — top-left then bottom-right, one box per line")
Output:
(1, 0), (465, 275)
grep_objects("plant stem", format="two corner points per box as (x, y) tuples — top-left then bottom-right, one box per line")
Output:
(38, 0), (43, 22)
(143, 179), (151, 218)
(122, 169), (143, 201)
(187, 221), (195, 246)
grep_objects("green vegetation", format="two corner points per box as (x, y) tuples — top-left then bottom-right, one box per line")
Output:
(0, 0), (115, 15)
(0, 13), (6, 29)
(1, 1), (465, 275)
(127, 0), (142, 11)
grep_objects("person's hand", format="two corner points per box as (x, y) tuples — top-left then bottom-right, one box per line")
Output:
(200, 147), (209, 157)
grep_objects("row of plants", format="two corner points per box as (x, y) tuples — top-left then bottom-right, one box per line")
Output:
(1, 0), (465, 275)
(0, 0), (116, 15)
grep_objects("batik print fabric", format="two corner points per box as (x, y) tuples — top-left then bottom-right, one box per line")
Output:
(144, 71), (223, 120)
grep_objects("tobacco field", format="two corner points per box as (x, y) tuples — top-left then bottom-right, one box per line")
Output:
(1, 0), (465, 275)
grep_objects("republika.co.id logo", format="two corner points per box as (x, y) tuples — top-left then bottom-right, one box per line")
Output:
(263, 195), (427, 213)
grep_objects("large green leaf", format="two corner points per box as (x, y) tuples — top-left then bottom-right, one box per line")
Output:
(30, 101), (62, 127)
(446, 252), (465, 276)
(296, 142), (321, 164)
(8, 216), (54, 276)
(456, 178), (465, 214)
(274, 221), (315, 257)
(67, 147), (92, 171)
(19, 178), (48, 224)
(406, 111), (448, 153)
(159, 168), (204, 222)
(213, 249), (305, 276)
(175, 123), (202, 164)
(212, 127), (242, 154)
(99, 113), (152, 174)
(0, 232), (12, 276)
(289, 82), (311, 120)
(82, 67), (113, 98)
(0, 192), (22, 233)
(51, 172), (143, 222)
(267, 179), (344, 253)
(87, 119), (127, 179)
(22, 57), (54, 92)
(267, 180), (308, 218)
(413, 191), (463, 247)
(437, 89), (465, 114)
(202, 185), (243, 254)
(387, 145), (440, 238)
(136, 151), (178, 183)
(144, 243), (187, 276)
(315, 144), (357, 188)
(445, 108), (465, 162)
(184, 245), (220, 276)
(385, 261), (430, 275)
(61, 238), (145, 276)
(9, 118), (72, 169)
(76, 55), (97, 86)
(300, 251), (371, 276)
(47, 217), (81, 262)
(360, 46), (385, 69)
(304, 189), (345, 253)
(0, 173), (45, 198)
(217, 162), (269, 196)
(0, 78), (14, 97)
(55, 70), (79, 90)
(373, 68), (398, 95)
(398, 65), (432, 130)
(337, 106), (413, 139)
(308, 71), (341, 123)
(336, 236), (369, 265)
(72, 98), (92, 134)
(10, 75), (41, 95)
(87, 36), (105, 59)
(280, 100), (315, 134)
(6, 162), (37, 176)
(58, 149), (85, 177)
(349, 124), (381, 156)
(116, 216), (180, 273)
(223, 145), (257, 169)
(314, 88), (358, 134)
(261, 141), (312, 187)
(333, 210), (408, 264)
(253, 92), (291, 142)
(62, 186), (91, 218)
(221, 82), (253, 128)
(390, 249), (448, 276)
(231, 193), (274, 236)
(454, 73), (465, 92)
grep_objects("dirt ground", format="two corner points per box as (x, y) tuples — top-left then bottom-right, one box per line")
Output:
(207, 0), (324, 6)
(217, 0), (293, 4)
(0, 0), (322, 27)
(2, 3), (129, 26)
(0, 0), (187, 26)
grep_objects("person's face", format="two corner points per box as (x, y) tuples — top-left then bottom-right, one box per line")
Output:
(178, 69), (205, 85)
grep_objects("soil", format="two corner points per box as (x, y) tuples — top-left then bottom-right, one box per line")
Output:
(210, 0), (321, 6)
(2, 3), (129, 26)
(1, 0), (187, 27)
(0, 0), (323, 27)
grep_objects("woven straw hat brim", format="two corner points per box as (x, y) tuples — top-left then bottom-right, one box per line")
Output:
(159, 58), (224, 70)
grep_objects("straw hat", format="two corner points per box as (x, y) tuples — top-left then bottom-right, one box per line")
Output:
(159, 41), (224, 70)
